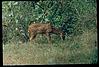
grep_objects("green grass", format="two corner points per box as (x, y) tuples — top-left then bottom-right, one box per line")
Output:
(3, 30), (98, 65)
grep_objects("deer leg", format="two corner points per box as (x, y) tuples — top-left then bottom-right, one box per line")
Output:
(29, 32), (36, 41)
(29, 35), (37, 44)
(58, 32), (63, 41)
(28, 31), (32, 41)
(32, 34), (37, 41)
(29, 35), (33, 42)
(44, 33), (51, 43)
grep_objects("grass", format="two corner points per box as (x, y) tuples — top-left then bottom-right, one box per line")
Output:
(3, 30), (98, 65)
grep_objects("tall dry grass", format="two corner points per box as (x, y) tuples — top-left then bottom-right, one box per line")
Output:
(3, 30), (97, 65)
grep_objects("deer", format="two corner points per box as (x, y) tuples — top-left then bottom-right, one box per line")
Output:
(28, 21), (65, 43)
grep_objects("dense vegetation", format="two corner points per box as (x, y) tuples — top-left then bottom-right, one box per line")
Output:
(2, 0), (97, 64)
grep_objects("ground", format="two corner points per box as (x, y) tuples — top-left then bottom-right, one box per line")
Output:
(3, 30), (98, 65)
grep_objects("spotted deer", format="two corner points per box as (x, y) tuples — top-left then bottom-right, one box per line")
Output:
(28, 22), (65, 43)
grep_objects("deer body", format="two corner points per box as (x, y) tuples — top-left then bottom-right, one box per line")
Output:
(28, 22), (65, 43)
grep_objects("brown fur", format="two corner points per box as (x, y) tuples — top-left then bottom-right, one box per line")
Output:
(51, 27), (65, 40)
(28, 22), (65, 43)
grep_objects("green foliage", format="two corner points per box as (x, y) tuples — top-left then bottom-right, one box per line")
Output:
(2, 0), (97, 44)
(2, 0), (97, 64)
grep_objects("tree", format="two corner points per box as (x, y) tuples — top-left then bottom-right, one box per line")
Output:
(2, 0), (97, 44)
